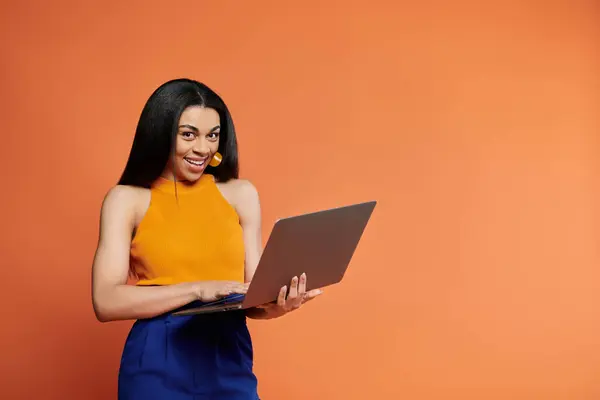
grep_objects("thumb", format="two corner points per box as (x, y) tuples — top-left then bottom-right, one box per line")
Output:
(304, 289), (323, 300)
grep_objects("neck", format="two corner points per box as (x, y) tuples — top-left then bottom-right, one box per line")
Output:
(152, 173), (214, 194)
(159, 169), (205, 183)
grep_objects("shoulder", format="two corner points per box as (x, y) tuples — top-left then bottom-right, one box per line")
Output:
(101, 185), (149, 223)
(102, 185), (146, 207)
(217, 179), (260, 222)
(229, 179), (259, 199)
(218, 178), (259, 203)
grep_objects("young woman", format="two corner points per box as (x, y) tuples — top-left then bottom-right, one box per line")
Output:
(91, 78), (322, 399)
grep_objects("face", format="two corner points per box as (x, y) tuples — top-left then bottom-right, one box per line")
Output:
(164, 106), (221, 182)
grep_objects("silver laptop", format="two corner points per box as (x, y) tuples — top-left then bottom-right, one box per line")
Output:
(173, 200), (377, 316)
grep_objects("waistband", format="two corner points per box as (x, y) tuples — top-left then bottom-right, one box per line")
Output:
(143, 293), (247, 322)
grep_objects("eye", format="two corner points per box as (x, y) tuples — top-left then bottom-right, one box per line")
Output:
(181, 131), (195, 140)
(207, 131), (220, 141)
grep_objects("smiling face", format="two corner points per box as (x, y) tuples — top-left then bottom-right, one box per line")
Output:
(163, 105), (221, 182)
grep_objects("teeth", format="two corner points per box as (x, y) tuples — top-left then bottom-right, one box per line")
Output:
(185, 158), (205, 166)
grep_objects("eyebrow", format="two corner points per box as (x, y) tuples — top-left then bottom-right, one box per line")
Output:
(178, 124), (220, 133)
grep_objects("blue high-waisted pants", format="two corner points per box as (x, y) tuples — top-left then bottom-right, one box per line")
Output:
(118, 301), (259, 399)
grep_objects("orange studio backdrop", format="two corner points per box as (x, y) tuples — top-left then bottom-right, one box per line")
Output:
(1, 1), (599, 399)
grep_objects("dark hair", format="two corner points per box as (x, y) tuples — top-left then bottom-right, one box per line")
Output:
(118, 78), (239, 187)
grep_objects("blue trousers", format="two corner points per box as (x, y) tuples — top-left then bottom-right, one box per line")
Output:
(118, 302), (259, 399)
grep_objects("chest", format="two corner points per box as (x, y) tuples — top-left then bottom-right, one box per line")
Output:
(131, 192), (245, 268)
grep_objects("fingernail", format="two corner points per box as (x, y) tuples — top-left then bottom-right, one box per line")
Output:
(301, 273), (306, 280)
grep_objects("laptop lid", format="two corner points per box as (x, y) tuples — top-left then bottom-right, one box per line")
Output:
(241, 200), (377, 309)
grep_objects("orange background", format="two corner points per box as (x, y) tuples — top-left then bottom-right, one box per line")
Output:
(1, 1), (599, 399)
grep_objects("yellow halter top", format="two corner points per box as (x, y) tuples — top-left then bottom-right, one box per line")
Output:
(130, 174), (245, 286)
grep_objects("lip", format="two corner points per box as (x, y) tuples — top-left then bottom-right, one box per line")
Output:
(185, 156), (207, 162)
(184, 157), (207, 172)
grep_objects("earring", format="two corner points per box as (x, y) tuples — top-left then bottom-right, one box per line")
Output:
(209, 152), (222, 167)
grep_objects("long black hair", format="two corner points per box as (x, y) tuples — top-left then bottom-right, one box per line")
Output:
(118, 78), (239, 187)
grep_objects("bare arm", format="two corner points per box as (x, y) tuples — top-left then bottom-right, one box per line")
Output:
(92, 186), (245, 322)
(233, 180), (322, 320)
(234, 180), (263, 283)
(227, 180), (269, 319)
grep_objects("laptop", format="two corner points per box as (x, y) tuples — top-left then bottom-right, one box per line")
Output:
(172, 200), (377, 316)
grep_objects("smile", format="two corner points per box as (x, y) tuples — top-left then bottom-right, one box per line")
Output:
(184, 158), (206, 167)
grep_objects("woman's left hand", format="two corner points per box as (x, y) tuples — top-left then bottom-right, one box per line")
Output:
(256, 273), (322, 318)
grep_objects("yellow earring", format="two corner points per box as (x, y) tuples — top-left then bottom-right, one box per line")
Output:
(209, 152), (222, 167)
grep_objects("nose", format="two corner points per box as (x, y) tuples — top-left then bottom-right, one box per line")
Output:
(192, 137), (210, 155)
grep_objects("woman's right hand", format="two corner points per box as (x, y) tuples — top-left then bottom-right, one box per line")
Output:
(193, 280), (249, 302)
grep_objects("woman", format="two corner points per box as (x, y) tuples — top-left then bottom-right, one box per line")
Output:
(91, 78), (322, 399)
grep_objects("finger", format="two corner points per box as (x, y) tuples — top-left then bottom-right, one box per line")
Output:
(303, 289), (323, 302)
(277, 286), (287, 307)
(290, 274), (306, 308)
(228, 282), (249, 294)
(298, 273), (307, 296)
(232, 285), (248, 294)
(288, 276), (299, 301)
(216, 290), (232, 298)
